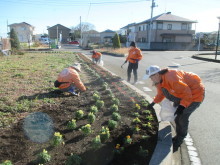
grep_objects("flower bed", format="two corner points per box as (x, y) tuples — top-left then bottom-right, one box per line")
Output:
(0, 52), (158, 165)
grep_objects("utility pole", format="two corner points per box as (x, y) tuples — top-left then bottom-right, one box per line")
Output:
(80, 16), (82, 47)
(215, 17), (220, 60)
(148, 0), (157, 50)
(57, 25), (58, 46)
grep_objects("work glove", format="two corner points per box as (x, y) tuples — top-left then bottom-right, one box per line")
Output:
(174, 105), (185, 116)
(135, 59), (139, 63)
(147, 102), (155, 110)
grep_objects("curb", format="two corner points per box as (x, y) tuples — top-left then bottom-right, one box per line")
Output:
(80, 52), (173, 165)
(192, 54), (220, 63)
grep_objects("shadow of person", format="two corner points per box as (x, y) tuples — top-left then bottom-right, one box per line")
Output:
(17, 90), (71, 101)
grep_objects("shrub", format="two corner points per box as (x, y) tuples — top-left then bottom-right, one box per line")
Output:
(90, 105), (98, 114)
(100, 126), (110, 142)
(112, 112), (121, 121)
(67, 119), (77, 130)
(65, 153), (82, 165)
(75, 110), (84, 120)
(108, 120), (118, 130)
(110, 104), (118, 112)
(52, 132), (63, 146)
(88, 112), (96, 124)
(95, 100), (104, 109)
(91, 135), (102, 149)
(111, 98), (120, 105)
(0, 160), (13, 165)
(92, 93), (100, 101)
(80, 124), (92, 135)
(37, 149), (51, 164)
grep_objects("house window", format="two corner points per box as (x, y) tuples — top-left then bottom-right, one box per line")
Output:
(163, 37), (172, 42)
(157, 22), (163, 30)
(139, 26), (141, 31)
(142, 37), (146, 42)
(181, 23), (187, 30)
(167, 24), (172, 30)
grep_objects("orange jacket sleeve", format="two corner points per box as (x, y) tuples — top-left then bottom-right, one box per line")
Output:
(153, 84), (165, 103)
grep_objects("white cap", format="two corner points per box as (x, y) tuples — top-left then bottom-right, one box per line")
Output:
(143, 65), (161, 80)
(72, 63), (81, 72)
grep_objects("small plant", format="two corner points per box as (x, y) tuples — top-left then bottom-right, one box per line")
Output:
(112, 112), (121, 121)
(146, 114), (154, 121)
(133, 112), (140, 117)
(133, 117), (141, 124)
(0, 160), (13, 165)
(95, 100), (104, 109)
(88, 112), (96, 124)
(90, 105), (98, 114)
(114, 144), (124, 154)
(102, 82), (108, 90)
(67, 119), (77, 130)
(108, 93), (115, 99)
(92, 93), (100, 101)
(65, 153), (82, 165)
(91, 135), (102, 149)
(132, 125), (141, 133)
(100, 126), (110, 142)
(111, 98), (120, 105)
(75, 110), (84, 120)
(37, 149), (51, 164)
(146, 122), (152, 129)
(124, 135), (132, 145)
(80, 124), (92, 135)
(143, 110), (151, 115)
(110, 104), (118, 112)
(108, 120), (118, 130)
(106, 89), (112, 95)
(140, 99), (149, 107)
(135, 103), (141, 110)
(52, 132), (63, 146)
(142, 135), (150, 140)
(138, 146), (149, 157)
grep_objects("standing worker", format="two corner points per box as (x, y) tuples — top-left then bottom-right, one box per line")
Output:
(144, 65), (205, 152)
(92, 50), (102, 64)
(124, 41), (142, 84)
(55, 63), (86, 96)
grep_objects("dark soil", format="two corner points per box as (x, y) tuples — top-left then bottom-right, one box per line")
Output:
(0, 53), (158, 165)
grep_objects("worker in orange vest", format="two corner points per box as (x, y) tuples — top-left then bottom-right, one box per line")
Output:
(55, 63), (86, 96)
(144, 65), (205, 152)
(92, 50), (102, 64)
(125, 41), (142, 84)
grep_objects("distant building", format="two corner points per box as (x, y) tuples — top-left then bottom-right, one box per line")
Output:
(82, 30), (100, 47)
(100, 29), (115, 44)
(121, 12), (197, 50)
(8, 22), (35, 43)
(47, 24), (71, 44)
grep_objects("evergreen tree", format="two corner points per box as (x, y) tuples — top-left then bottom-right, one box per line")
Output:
(10, 28), (20, 50)
(112, 33), (121, 49)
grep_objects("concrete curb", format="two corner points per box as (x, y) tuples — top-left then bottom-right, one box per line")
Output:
(192, 54), (220, 63)
(79, 52), (173, 165)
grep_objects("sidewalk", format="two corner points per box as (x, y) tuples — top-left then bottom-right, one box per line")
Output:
(192, 52), (220, 63)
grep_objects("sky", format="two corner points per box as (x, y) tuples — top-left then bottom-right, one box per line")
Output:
(0, 0), (219, 37)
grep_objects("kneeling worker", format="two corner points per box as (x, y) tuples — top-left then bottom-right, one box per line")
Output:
(55, 63), (86, 95)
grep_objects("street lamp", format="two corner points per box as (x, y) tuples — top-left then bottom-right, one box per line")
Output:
(215, 17), (220, 60)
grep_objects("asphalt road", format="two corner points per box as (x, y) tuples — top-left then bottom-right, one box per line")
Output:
(63, 44), (220, 165)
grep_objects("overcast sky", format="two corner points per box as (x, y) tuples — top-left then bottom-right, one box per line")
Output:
(0, 0), (219, 37)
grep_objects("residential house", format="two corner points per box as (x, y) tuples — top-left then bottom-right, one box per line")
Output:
(121, 12), (197, 50)
(8, 22), (35, 43)
(100, 29), (115, 44)
(82, 30), (100, 47)
(47, 24), (71, 44)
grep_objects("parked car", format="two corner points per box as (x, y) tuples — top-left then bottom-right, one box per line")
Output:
(69, 41), (79, 45)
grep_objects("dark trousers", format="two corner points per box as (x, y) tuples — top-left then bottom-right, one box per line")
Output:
(127, 62), (138, 83)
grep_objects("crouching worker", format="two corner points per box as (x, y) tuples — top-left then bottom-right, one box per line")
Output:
(54, 63), (86, 96)
(92, 50), (102, 64)
(143, 65), (205, 152)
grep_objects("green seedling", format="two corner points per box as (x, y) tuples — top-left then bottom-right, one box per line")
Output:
(67, 119), (77, 130)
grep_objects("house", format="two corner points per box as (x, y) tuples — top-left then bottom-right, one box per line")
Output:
(121, 12), (197, 50)
(47, 24), (71, 44)
(8, 22), (35, 43)
(100, 29), (115, 44)
(82, 30), (100, 47)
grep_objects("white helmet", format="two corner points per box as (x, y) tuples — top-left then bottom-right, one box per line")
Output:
(143, 65), (161, 80)
(72, 63), (81, 72)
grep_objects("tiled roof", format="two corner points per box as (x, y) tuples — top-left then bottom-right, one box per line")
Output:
(101, 29), (115, 33)
(8, 22), (34, 27)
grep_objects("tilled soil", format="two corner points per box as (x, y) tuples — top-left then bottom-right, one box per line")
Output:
(0, 53), (158, 165)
